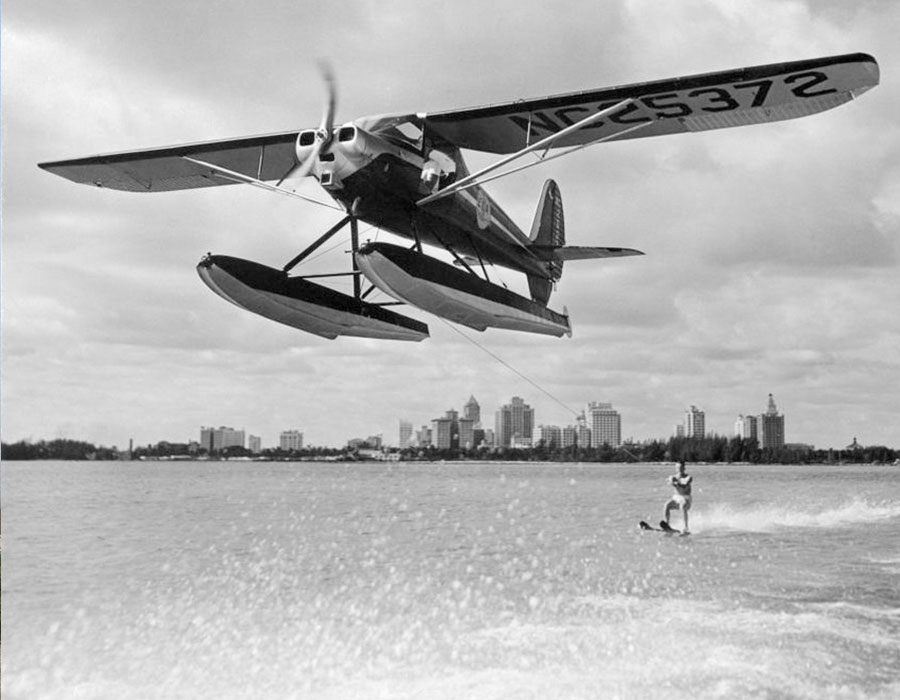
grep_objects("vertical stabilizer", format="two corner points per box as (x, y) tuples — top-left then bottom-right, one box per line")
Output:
(528, 179), (565, 305)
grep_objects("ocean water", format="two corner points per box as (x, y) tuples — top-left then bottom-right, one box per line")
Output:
(2, 461), (899, 699)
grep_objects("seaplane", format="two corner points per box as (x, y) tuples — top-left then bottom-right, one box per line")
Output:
(39, 53), (878, 342)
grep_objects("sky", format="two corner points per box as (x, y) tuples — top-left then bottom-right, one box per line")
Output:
(2, 0), (899, 451)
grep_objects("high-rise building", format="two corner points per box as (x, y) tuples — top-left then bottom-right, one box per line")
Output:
(495, 396), (534, 447)
(495, 404), (512, 447)
(458, 418), (475, 450)
(588, 401), (621, 448)
(432, 409), (459, 450)
(562, 425), (577, 448)
(200, 426), (245, 453)
(416, 425), (432, 447)
(248, 435), (262, 454)
(279, 430), (304, 451)
(463, 395), (481, 426)
(758, 394), (785, 450)
(399, 420), (413, 449)
(734, 414), (758, 440)
(431, 418), (454, 449)
(539, 425), (562, 448)
(685, 406), (706, 439)
(575, 412), (591, 448)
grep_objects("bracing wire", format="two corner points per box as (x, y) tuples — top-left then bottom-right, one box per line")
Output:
(438, 317), (580, 420)
(301, 236), (350, 265)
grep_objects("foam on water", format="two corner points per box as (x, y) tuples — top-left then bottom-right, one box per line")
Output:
(7, 586), (899, 700)
(693, 496), (900, 533)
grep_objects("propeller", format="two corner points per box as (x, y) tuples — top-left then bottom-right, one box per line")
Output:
(277, 62), (338, 186)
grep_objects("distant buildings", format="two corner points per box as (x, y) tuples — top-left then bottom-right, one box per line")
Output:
(463, 395), (481, 425)
(758, 394), (785, 449)
(347, 435), (382, 450)
(415, 425), (432, 447)
(734, 414), (758, 440)
(539, 424), (562, 448)
(536, 405), (621, 451)
(587, 401), (621, 448)
(494, 396), (534, 447)
(555, 413), (592, 449)
(200, 426), (245, 453)
(399, 420), (413, 449)
(734, 394), (786, 449)
(432, 410), (458, 449)
(279, 430), (304, 451)
(177, 389), (805, 456)
(575, 413), (591, 447)
(684, 405), (706, 439)
(458, 417), (476, 450)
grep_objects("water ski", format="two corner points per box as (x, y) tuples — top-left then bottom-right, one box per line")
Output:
(639, 520), (690, 536)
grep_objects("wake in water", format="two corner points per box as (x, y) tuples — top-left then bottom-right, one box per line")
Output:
(693, 497), (900, 533)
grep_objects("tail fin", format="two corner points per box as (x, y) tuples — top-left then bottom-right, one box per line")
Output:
(528, 179), (564, 305)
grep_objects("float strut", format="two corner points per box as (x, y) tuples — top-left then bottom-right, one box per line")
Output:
(283, 215), (353, 273)
(350, 217), (361, 299)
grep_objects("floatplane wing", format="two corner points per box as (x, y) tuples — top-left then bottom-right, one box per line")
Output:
(39, 54), (877, 193)
(413, 53), (878, 205)
(421, 53), (878, 154)
(37, 131), (345, 210)
(38, 53), (878, 342)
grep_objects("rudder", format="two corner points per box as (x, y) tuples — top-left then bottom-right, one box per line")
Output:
(528, 179), (564, 305)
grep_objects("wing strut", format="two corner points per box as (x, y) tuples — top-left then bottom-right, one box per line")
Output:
(417, 98), (653, 206)
(181, 156), (343, 210)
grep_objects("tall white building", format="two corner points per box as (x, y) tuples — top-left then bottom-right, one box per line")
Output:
(685, 406), (706, 438)
(279, 430), (304, 451)
(587, 402), (621, 448)
(734, 414), (758, 440)
(248, 435), (262, 454)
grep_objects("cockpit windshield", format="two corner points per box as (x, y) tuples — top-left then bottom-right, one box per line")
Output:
(357, 114), (425, 154)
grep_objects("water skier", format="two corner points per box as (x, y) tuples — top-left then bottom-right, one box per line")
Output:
(664, 460), (692, 533)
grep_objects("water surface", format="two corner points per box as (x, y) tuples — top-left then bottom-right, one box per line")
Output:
(3, 461), (899, 699)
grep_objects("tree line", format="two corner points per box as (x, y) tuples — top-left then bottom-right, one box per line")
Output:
(405, 435), (898, 465)
(3, 435), (897, 465)
(1, 439), (120, 461)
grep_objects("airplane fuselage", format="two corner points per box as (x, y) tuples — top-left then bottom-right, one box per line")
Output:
(299, 123), (551, 280)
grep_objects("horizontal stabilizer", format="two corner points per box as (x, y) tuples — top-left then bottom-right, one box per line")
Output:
(530, 246), (644, 261)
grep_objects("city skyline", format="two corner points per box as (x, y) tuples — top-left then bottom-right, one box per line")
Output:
(38, 393), (864, 452)
(4, 3), (898, 454)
